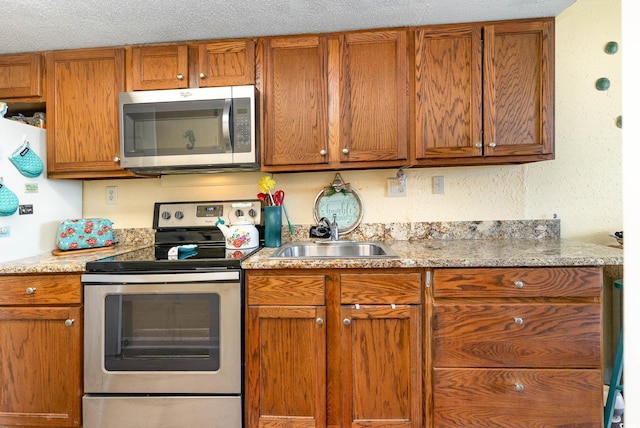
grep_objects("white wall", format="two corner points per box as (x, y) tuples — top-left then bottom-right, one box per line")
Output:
(83, 0), (622, 246)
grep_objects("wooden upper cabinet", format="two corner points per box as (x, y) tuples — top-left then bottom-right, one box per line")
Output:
(197, 39), (255, 87)
(46, 48), (132, 178)
(414, 18), (554, 166)
(260, 36), (330, 167)
(260, 30), (409, 172)
(338, 31), (408, 164)
(129, 39), (255, 91)
(483, 19), (554, 158)
(130, 44), (189, 90)
(0, 53), (43, 99)
(415, 24), (482, 159)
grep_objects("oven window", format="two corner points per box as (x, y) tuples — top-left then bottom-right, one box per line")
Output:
(104, 293), (221, 371)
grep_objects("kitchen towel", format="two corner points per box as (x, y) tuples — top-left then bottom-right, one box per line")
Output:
(0, 179), (19, 216)
(9, 140), (43, 178)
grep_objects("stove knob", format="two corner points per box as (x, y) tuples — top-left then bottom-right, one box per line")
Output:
(248, 208), (257, 218)
(235, 209), (244, 217)
(161, 211), (171, 220)
(175, 211), (184, 220)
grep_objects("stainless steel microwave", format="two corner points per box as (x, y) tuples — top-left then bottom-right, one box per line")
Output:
(119, 85), (258, 174)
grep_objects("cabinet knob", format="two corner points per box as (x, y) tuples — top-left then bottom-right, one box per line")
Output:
(488, 141), (497, 148)
(342, 148), (350, 154)
(26, 287), (36, 295)
(320, 149), (327, 156)
(343, 318), (351, 326)
(113, 156), (120, 163)
(316, 317), (324, 325)
(177, 73), (184, 80)
(65, 319), (75, 327)
(514, 382), (525, 392)
(514, 317), (524, 326)
(199, 72), (206, 79)
(514, 280), (524, 289)
(475, 142), (483, 148)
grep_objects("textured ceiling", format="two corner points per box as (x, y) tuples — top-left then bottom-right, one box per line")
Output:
(0, 0), (576, 55)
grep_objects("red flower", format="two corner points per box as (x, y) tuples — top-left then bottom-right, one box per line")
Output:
(86, 238), (97, 246)
(66, 227), (75, 235)
(60, 232), (67, 238)
(70, 242), (79, 249)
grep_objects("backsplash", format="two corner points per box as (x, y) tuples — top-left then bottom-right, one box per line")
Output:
(114, 219), (560, 246)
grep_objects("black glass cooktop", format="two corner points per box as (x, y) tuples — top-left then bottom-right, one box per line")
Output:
(84, 244), (261, 273)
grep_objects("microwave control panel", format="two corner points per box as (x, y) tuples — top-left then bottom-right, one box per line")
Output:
(233, 97), (252, 153)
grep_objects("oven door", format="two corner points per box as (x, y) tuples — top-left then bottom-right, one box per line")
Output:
(83, 271), (241, 394)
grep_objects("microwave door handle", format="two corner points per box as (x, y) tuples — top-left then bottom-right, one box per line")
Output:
(222, 98), (232, 152)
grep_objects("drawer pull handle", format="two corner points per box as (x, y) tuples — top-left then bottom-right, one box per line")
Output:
(514, 280), (524, 289)
(199, 72), (206, 79)
(320, 149), (327, 156)
(177, 73), (184, 80)
(514, 382), (525, 392)
(343, 318), (351, 326)
(26, 287), (36, 295)
(65, 319), (75, 327)
(316, 317), (324, 325)
(514, 317), (524, 326)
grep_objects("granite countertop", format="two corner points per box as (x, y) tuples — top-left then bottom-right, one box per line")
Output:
(0, 244), (149, 274)
(0, 228), (154, 275)
(0, 222), (624, 275)
(242, 238), (623, 270)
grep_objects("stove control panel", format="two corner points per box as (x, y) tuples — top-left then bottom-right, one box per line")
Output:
(154, 200), (262, 229)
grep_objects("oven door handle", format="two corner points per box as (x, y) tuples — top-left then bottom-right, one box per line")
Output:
(82, 271), (239, 284)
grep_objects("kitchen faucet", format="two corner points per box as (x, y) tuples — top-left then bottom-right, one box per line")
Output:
(317, 215), (339, 240)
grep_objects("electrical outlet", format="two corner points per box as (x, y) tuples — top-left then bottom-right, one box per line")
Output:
(433, 176), (445, 194)
(387, 178), (407, 197)
(106, 186), (118, 205)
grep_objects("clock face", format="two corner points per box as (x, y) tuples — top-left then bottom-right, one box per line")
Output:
(314, 190), (363, 234)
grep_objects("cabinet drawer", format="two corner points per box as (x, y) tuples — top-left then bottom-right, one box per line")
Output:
(433, 303), (600, 367)
(247, 273), (325, 305)
(433, 368), (602, 427)
(0, 275), (81, 305)
(433, 267), (601, 298)
(340, 271), (422, 304)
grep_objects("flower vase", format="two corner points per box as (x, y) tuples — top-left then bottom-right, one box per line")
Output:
(264, 205), (282, 248)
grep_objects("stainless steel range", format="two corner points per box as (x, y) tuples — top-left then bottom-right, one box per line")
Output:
(81, 200), (263, 428)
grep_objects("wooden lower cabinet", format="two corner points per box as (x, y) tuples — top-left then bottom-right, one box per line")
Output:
(433, 368), (602, 427)
(0, 274), (82, 427)
(430, 267), (603, 427)
(245, 269), (423, 427)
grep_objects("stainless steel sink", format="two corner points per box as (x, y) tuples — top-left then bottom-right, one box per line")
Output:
(270, 241), (399, 259)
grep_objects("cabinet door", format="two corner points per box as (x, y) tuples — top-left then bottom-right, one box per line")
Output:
(483, 19), (554, 157)
(46, 48), (131, 178)
(339, 31), (408, 163)
(246, 306), (326, 428)
(0, 53), (42, 99)
(197, 39), (255, 87)
(261, 36), (329, 167)
(415, 25), (482, 159)
(340, 305), (422, 427)
(0, 306), (81, 427)
(131, 45), (189, 90)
